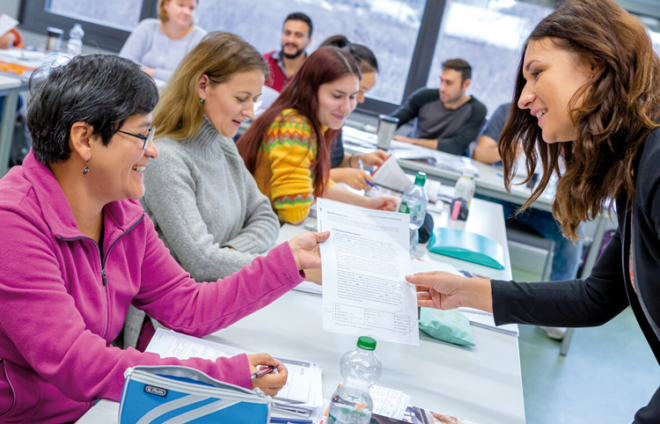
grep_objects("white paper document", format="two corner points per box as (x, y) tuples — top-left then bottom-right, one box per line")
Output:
(317, 199), (419, 345)
(370, 385), (411, 420)
(146, 328), (323, 405)
(371, 156), (413, 193)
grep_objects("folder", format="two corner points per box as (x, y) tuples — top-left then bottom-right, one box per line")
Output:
(428, 227), (505, 270)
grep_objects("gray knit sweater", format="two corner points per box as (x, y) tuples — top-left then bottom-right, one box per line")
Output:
(123, 117), (279, 348)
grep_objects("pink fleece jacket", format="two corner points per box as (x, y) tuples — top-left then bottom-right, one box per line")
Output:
(0, 151), (305, 423)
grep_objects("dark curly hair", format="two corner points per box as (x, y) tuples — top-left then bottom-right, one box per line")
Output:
(499, 0), (660, 240)
(28, 54), (159, 166)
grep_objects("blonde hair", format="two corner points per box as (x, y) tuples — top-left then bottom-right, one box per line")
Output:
(153, 32), (269, 140)
(158, 0), (199, 23)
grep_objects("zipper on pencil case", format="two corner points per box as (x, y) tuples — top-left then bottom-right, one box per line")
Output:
(128, 369), (270, 404)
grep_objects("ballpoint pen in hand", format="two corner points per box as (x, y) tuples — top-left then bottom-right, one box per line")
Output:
(251, 365), (277, 380)
(365, 179), (380, 192)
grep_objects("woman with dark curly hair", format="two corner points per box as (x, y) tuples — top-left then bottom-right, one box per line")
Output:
(408, 0), (660, 420)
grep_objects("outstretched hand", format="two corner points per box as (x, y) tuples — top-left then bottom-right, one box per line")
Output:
(407, 272), (465, 310)
(365, 195), (399, 212)
(406, 272), (493, 313)
(289, 231), (330, 270)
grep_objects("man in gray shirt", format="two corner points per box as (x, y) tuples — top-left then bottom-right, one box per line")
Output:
(392, 58), (487, 156)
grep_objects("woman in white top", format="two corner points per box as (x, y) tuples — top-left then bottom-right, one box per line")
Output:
(119, 0), (206, 82)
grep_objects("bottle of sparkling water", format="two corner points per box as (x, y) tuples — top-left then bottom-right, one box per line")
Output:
(398, 172), (428, 254)
(66, 23), (84, 56)
(328, 336), (382, 424)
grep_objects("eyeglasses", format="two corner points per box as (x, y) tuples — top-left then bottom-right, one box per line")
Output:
(117, 126), (156, 150)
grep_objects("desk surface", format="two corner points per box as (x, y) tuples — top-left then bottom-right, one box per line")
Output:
(78, 199), (524, 424)
(214, 198), (522, 424)
(0, 74), (22, 91)
(342, 126), (555, 213)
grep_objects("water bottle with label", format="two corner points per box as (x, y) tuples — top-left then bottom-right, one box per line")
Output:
(66, 23), (85, 56)
(398, 172), (428, 254)
(453, 166), (476, 207)
(328, 336), (382, 424)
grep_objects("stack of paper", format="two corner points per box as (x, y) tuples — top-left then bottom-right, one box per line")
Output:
(146, 329), (326, 420)
(342, 126), (378, 149)
(370, 386), (411, 420)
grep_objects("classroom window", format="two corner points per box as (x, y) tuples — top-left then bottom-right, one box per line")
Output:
(426, 0), (553, 117)
(46, 0), (144, 31)
(195, 0), (427, 105)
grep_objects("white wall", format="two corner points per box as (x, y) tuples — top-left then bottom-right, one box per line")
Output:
(0, 0), (21, 18)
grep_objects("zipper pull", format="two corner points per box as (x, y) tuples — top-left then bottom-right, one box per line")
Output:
(102, 269), (107, 286)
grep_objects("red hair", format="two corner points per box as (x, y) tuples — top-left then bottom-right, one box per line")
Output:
(237, 47), (361, 197)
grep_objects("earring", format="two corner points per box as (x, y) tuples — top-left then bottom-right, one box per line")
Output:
(83, 160), (89, 175)
(200, 98), (205, 104)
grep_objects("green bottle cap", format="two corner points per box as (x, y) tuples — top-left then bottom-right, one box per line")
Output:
(414, 172), (426, 186)
(357, 336), (377, 351)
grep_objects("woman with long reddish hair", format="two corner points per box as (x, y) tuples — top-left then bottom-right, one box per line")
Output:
(237, 47), (397, 225)
(408, 0), (660, 419)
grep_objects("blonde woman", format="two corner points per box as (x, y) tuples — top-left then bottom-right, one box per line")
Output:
(119, 0), (205, 81)
(123, 32), (280, 349)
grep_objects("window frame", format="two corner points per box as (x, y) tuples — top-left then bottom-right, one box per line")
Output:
(618, 0), (660, 18)
(356, 0), (448, 116)
(19, 0), (159, 52)
(16, 0), (590, 115)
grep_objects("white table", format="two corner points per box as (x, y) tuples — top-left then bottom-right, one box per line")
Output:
(78, 198), (524, 424)
(0, 74), (21, 178)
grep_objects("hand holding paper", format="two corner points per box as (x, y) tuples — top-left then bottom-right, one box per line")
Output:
(288, 231), (330, 270)
(406, 272), (493, 313)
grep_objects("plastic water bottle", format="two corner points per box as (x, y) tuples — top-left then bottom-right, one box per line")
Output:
(453, 166), (476, 207)
(398, 172), (428, 254)
(328, 336), (382, 424)
(66, 23), (84, 56)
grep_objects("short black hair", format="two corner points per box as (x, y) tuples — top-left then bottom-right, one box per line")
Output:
(320, 35), (379, 74)
(28, 54), (159, 165)
(284, 12), (313, 38)
(442, 58), (472, 84)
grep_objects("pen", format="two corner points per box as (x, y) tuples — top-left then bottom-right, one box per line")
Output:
(251, 365), (276, 380)
(357, 157), (364, 171)
(365, 179), (380, 191)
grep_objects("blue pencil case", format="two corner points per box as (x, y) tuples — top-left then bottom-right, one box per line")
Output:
(119, 365), (271, 424)
(428, 227), (505, 270)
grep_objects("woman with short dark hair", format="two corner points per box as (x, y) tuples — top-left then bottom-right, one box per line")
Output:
(0, 54), (326, 422)
(409, 0), (660, 420)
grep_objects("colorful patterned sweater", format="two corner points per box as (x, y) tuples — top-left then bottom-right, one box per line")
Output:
(253, 108), (333, 223)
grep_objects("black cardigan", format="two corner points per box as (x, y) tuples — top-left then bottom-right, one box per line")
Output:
(492, 127), (660, 423)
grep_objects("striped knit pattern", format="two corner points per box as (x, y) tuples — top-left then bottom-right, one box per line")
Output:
(252, 109), (332, 223)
